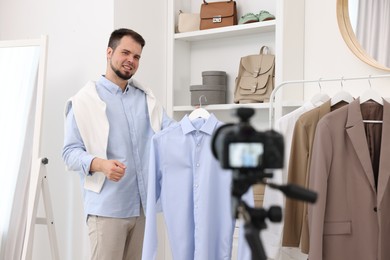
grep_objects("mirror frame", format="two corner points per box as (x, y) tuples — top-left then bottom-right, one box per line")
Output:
(336, 0), (390, 71)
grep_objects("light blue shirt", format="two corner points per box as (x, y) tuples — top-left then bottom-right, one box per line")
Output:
(142, 114), (239, 260)
(62, 76), (173, 218)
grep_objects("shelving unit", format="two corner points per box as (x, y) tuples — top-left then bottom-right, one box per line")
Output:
(164, 0), (305, 258)
(166, 0), (305, 125)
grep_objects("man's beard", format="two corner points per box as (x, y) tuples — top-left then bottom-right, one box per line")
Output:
(111, 62), (133, 80)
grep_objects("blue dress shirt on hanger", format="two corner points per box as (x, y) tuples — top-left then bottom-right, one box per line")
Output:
(142, 114), (244, 260)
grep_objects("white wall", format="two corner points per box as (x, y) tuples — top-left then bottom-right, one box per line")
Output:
(304, 0), (390, 98)
(0, 0), (113, 259)
(113, 0), (168, 107)
(1, 0), (390, 259)
(0, 0), (167, 259)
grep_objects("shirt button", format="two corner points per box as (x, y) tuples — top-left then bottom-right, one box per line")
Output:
(197, 143), (200, 147)
(374, 207), (378, 212)
(196, 163), (200, 167)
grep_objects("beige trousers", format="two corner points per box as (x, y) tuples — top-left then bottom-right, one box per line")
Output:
(87, 211), (145, 260)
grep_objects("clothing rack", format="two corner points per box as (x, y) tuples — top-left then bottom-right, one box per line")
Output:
(269, 73), (390, 128)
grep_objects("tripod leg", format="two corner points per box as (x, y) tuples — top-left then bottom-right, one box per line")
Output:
(244, 222), (267, 260)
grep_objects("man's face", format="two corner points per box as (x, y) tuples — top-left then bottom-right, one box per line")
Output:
(107, 36), (142, 81)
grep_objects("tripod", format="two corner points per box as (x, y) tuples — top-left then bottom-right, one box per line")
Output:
(231, 170), (317, 260)
(237, 200), (282, 260)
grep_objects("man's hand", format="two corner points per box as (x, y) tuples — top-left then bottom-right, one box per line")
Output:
(90, 158), (126, 182)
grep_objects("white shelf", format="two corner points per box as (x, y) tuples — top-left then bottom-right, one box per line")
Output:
(174, 103), (268, 112)
(173, 101), (303, 112)
(174, 20), (276, 42)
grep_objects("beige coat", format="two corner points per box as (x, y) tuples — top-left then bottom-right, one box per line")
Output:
(308, 99), (390, 260)
(282, 100), (332, 253)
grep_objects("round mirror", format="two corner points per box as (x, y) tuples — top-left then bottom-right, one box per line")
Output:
(337, 0), (390, 71)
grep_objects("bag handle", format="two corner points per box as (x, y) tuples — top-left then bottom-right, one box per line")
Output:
(203, 0), (233, 4)
(260, 46), (269, 55)
(254, 46), (270, 77)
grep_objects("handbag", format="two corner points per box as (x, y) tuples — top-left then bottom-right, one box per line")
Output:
(233, 46), (275, 103)
(177, 10), (200, 33)
(199, 0), (237, 30)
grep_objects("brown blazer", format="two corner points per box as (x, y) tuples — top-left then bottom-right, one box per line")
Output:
(308, 99), (390, 260)
(282, 100), (331, 252)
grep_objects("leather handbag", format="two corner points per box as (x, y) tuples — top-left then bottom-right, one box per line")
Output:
(177, 10), (200, 33)
(234, 46), (275, 103)
(200, 0), (237, 30)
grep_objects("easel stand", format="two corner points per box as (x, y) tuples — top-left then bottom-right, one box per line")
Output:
(22, 157), (59, 260)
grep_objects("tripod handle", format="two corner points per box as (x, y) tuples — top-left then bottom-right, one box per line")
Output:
(268, 183), (317, 203)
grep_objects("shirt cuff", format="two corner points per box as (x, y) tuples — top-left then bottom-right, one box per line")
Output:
(81, 154), (95, 175)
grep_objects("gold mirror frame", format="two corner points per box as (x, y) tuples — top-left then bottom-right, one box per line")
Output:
(336, 0), (390, 71)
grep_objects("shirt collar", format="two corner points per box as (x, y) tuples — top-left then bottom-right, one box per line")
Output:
(98, 75), (129, 94)
(180, 114), (219, 136)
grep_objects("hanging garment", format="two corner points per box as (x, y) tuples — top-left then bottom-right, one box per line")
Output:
(308, 99), (390, 260)
(142, 114), (250, 260)
(282, 100), (347, 253)
(261, 100), (317, 259)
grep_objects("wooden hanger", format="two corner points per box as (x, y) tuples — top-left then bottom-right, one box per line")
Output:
(360, 77), (383, 123)
(359, 77), (383, 105)
(311, 79), (330, 106)
(311, 93), (330, 106)
(188, 95), (210, 120)
(359, 89), (383, 105)
(331, 90), (354, 106)
(331, 78), (354, 106)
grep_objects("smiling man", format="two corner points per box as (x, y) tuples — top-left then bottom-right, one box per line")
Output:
(106, 30), (141, 87)
(62, 28), (174, 260)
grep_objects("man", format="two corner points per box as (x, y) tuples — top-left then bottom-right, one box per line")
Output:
(62, 28), (173, 260)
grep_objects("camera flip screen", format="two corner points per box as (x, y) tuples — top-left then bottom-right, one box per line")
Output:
(228, 142), (264, 168)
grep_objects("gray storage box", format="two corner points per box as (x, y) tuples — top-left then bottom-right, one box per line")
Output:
(190, 84), (226, 106)
(202, 71), (227, 85)
(202, 70), (226, 85)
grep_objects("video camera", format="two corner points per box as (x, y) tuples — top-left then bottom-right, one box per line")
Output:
(211, 107), (284, 171)
(211, 107), (317, 260)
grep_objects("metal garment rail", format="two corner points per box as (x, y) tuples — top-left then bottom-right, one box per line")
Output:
(269, 73), (390, 128)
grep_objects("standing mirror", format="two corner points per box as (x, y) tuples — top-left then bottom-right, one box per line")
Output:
(337, 0), (390, 71)
(0, 36), (53, 260)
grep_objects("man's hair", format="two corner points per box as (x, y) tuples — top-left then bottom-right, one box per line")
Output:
(108, 28), (145, 51)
